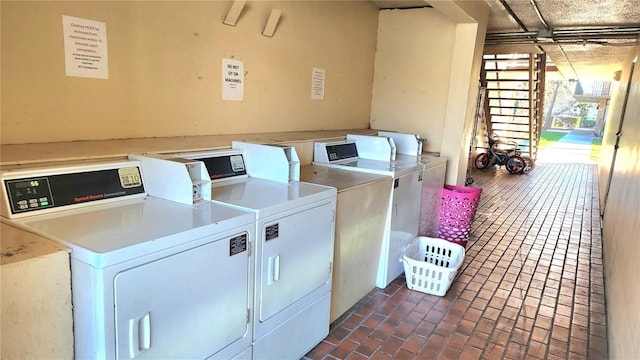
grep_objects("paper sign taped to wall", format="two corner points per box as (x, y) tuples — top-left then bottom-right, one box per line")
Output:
(62, 15), (109, 79)
(222, 58), (244, 101)
(311, 67), (325, 100)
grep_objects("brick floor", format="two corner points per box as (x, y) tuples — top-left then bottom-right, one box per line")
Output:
(304, 163), (608, 360)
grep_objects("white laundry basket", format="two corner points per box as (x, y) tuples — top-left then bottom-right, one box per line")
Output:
(400, 236), (465, 296)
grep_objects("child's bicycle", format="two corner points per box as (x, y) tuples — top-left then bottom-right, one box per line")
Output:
(504, 143), (535, 174)
(474, 135), (533, 174)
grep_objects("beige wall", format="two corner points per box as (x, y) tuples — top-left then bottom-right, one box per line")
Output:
(599, 41), (640, 359)
(2, 0), (490, 187)
(1, 1), (378, 144)
(370, 1), (489, 185)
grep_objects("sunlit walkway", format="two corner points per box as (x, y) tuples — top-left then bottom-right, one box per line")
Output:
(537, 129), (596, 164)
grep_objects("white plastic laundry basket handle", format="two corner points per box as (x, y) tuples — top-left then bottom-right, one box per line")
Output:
(399, 240), (415, 263)
(457, 247), (466, 268)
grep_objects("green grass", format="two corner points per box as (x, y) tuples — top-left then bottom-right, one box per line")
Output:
(539, 130), (569, 149)
(590, 137), (602, 162)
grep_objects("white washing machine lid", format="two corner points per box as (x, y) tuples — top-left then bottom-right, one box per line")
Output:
(418, 154), (448, 169)
(395, 154), (447, 169)
(211, 177), (336, 218)
(394, 154), (421, 165)
(299, 165), (389, 193)
(313, 157), (424, 177)
(9, 197), (254, 268)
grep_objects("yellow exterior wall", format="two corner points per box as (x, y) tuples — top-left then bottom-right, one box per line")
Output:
(1, 1), (378, 144)
(599, 41), (640, 360)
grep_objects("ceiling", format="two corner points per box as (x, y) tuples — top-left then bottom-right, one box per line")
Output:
(369, 0), (640, 81)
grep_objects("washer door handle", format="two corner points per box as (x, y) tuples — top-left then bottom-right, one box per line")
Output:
(129, 312), (151, 357)
(268, 254), (280, 285)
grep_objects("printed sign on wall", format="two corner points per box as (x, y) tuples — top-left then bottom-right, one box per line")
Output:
(222, 58), (244, 101)
(311, 67), (325, 100)
(62, 15), (109, 79)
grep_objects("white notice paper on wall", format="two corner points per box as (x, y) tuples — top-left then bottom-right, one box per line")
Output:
(222, 58), (244, 101)
(311, 67), (325, 100)
(62, 15), (109, 79)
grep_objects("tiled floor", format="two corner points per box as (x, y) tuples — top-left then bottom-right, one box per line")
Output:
(304, 162), (608, 359)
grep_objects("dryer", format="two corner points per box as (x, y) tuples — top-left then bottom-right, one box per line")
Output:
(313, 136), (424, 288)
(0, 159), (256, 360)
(170, 145), (337, 360)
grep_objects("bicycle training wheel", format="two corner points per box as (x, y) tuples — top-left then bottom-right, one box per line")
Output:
(521, 155), (535, 173)
(474, 153), (490, 169)
(506, 156), (526, 174)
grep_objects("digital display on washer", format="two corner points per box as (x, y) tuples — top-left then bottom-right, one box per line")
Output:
(197, 155), (247, 180)
(325, 143), (358, 161)
(4, 167), (145, 215)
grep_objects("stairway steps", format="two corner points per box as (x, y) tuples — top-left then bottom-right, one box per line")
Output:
(488, 96), (533, 100)
(486, 87), (532, 92)
(489, 105), (530, 110)
(480, 53), (546, 159)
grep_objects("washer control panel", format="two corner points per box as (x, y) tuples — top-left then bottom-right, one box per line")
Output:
(1, 162), (146, 218)
(5, 178), (54, 212)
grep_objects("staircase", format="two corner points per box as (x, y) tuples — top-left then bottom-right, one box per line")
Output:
(480, 53), (546, 159)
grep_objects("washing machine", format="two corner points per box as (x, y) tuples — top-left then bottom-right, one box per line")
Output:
(170, 145), (337, 360)
(378, 131), (448, 237)
(300, 164), (392, 322)
(313, 135), (424, 288)
(0, 159), (256, 360)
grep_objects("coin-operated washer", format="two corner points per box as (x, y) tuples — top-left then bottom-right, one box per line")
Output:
(313, 135), (424, 288)
(0, 158), (256, 360)
(169, 142), (337, 360)
(378, 131), (448, 237)
(300, 163), (392, 323)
